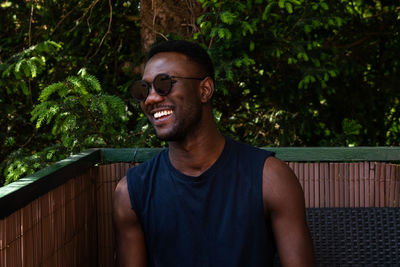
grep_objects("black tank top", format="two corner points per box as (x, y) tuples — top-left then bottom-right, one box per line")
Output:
(127, 137), (276, 267)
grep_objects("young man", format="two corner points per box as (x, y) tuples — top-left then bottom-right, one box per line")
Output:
(113, 40), (315, 267)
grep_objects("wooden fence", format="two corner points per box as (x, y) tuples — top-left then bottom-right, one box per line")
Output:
(0, 168), (98, 267)
(289, 162), (400, 208)
(1, 147), (399, 266)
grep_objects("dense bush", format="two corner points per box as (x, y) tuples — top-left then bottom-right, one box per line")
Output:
(195, 0), (400, 147)
(1, 0), (399, 185)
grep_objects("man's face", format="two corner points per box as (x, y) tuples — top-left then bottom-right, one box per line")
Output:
(140, 52), (203, 141)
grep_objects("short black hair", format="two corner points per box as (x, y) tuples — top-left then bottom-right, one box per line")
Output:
(147, 40), (215, 81)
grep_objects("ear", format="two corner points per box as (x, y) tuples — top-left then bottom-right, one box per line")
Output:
(199, 77), (214, 103)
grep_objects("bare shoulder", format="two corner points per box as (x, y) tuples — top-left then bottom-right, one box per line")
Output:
(114, 176), (129, 209)
(113, 176), (139, 225)
(115, 175), (128, 196)
(262, 157), (316, 266)
(113, 176), (147, 266)
(263, 156), (296, 180)
(262, 156), (305, 214)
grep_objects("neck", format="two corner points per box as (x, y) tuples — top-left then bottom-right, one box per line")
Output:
(167, 115), (225, 177)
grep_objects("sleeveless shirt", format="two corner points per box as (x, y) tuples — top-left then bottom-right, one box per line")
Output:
(126, 137), (276, 267)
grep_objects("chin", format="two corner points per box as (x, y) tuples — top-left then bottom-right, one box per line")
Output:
(153, 114), (200, 142)
(156, 133), (183, 142)
(155, 128), (186, 142)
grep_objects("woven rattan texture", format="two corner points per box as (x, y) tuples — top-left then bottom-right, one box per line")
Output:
(307, 208), (400, 266)
(274, 208), (400, 266)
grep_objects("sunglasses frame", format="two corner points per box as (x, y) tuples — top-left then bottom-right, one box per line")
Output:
(130, 73), (206, 102)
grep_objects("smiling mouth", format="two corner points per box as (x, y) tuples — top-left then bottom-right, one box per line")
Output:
(153, 109), (173, 120)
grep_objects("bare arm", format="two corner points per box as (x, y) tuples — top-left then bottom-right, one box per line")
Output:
(113, 177), (147, 267)
(262, 157), (315, 267)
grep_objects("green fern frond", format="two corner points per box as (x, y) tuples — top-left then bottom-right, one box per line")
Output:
(30, 56), (45, 67)
(26, 59), (37, 78)
(52, 111), (72, 135)
(31, 102), (60, 128)
(14, 59), (27, 79)
(82, 74), (102, 92)
(3, 144), (67, 185)
(39, 82), (66, 101)
(31, 102), (50, 128)
(47, 105), (61, 124)
(43, 40), (62, 51)
(36, 40), (62, 54)
(5, 41), (60, 69)
(90, 94), (125, 117)
(67, 76), (89, 96)
(77, 68), (87, 76)
(100, 101), (109, 114)
(107, 95), (125, 113)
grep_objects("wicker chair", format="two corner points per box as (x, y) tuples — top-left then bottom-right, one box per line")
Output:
(275, 207), (400, 266)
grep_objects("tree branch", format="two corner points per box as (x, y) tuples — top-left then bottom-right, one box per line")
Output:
(28, 2), (34, 46)
(208, 0), (222, 49)
(52, 7), (76, 35)
(89, 0), (112, 59)
(69, 0), (100, 33)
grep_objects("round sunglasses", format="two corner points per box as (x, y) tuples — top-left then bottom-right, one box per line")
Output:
(130, 73), (206, 102)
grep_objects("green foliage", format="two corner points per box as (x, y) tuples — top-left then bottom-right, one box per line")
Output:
(0, 0), (144, 185)
(0, 40), (63, 186)
(3, 144), (68, 185)
(31, 69), (128, 152)
(1, 0), (400, 186)
(2, 67), (131, 185)
(195, 0), (400, 147)
(1, 41), (61, 92)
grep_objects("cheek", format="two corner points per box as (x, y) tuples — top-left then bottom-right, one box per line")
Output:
(177, 96), (197, 113)
(141, 102), (152, 114)
(181, 87), (202, 105)
(140, 103), (152, 119)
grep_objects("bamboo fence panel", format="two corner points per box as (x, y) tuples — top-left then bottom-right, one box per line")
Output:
(0, 169), (98, 267)
(285, 162), (400, 208)
(393, 164), (398, 206)
(96, 162), (131, 267)
(304, 163), (310, 208)
(321, 163), (329, 208)
(362, 162), (368, 207)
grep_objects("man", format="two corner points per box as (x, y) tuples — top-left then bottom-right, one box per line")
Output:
(113, 40), (315, 267)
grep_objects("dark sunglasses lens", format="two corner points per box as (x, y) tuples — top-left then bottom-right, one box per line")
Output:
(154, 74), (172, 95)
(131, 80), (149, 101)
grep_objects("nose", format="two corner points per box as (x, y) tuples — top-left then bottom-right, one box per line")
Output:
(144, 85), (164, 105)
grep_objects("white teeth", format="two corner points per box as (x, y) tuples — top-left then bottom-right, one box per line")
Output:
(153, 110), (173, 119)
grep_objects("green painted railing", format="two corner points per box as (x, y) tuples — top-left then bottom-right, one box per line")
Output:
(101, 147), (400, 163)
(1, 146), (400, 219)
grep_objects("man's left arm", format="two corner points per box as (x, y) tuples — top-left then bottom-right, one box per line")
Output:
(262, 156), (316, 267)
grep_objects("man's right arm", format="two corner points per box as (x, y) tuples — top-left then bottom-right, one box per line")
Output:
(113, 177), (147, 267)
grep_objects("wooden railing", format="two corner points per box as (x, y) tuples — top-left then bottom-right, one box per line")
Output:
(1, 147), (400, 266)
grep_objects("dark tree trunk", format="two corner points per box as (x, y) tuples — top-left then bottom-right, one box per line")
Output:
(139, 0), (204, 52)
